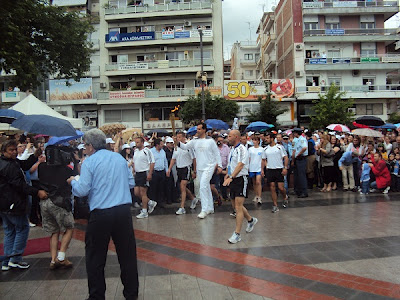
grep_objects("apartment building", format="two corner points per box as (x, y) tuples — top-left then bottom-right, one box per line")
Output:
(264, 0), (400, 125)
(35, 0), (223, 131)
(230, 41), (260, 80)
(256, 12), (277, 80)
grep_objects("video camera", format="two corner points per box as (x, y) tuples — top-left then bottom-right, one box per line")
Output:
(45, 146), (75, 166)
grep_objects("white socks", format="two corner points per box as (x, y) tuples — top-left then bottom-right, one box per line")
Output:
(57, 252), (65, 262)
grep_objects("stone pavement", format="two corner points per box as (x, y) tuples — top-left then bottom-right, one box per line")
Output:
(2, 189), (400, 299)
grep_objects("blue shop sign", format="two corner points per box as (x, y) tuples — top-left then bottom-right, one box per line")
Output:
(309, 58), (327, 64)
(332, 58), (351, 64)
(105, 31), (155, 43)
(325, 29), (345, 35)
(174, 31), (190, 39)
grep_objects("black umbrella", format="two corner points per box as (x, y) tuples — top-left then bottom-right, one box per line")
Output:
(11, 114), (77, 137)
(147, 128), (170, 137)
(0, 109), (24, 124)
(355, 116), (384, 127)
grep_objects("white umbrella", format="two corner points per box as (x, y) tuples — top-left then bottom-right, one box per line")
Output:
(352, 128), (383, 138)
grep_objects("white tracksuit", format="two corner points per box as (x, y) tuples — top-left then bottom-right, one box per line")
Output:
(179, 138), (222, 212)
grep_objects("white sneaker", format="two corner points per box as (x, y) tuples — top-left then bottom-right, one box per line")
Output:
(2, 265), (9, 271)
(228, 232), (241, 244)
(197, 211), (207, 219)
(252, 197), (258, 203)
(190, 198), (199, 209)
(29, 222), (36, 228)
(136, 210), (148, 219)
(246, 217), (258, 233)
(383, 186), (390, 194)
(206, 210), (214, 214)
(176, 207), (186, 215)
(257, 198), (262, 204)
(148, 200), (157, 214)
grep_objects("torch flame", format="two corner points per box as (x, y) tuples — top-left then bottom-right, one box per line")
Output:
(171, 105), (180, 113)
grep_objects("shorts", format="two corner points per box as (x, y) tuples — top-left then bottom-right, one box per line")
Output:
(177, 167), (190, 181)
(249, 171), (261, 178)
(40, 199), (74, 234)
(135, 171), (149, 187)
(230, 176), (248, 199)
(210, 170), (219, 185)
(265, 169), (284, 183)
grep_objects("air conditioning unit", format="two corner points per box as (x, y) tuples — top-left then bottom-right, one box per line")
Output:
(348, 107), (356, 114)
(100, 82), (107, 89)
(184, 21), (191, 27)
(295, 71), (304, 78)
(352, 70), (359, 76)
(160, 46), (168, 51)
(295, 44), (304, 51)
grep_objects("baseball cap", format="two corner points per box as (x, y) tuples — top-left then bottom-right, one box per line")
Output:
(144, 141), (150, 147)
(121, 144), (130, 150)
(129, 141), (136, 148)
(106, 138), (115, 144)
(165, 137), (174, 143)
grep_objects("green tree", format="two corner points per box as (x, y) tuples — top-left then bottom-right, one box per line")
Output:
(0, 0), (94, 89)
(310, 83), (354, 130)
(246, 93), (288, 127)
(388, 112), (400, 124)
(179, 91), (239, 124)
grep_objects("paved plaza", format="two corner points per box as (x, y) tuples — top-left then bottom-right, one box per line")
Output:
(1, 189), (400, 299)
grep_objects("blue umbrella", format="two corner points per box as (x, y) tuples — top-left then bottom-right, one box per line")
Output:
(373, 123), (397, 130)
(47, 130), (84, 146)
(205, 119), (229, 130)
(0, 109), (24, 124)
(245, 121), (274, 132)
(187, 124), (212, 135)
(11, 115), (77, 137)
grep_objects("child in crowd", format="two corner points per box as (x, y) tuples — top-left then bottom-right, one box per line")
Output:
(388, 153), (397, 192)
(360, 158), (371, 195)
(393, 153), (400, 192)
(377, 144), (388, 161)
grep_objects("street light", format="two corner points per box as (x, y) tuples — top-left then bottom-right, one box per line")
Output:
(198, 28), (205, 121)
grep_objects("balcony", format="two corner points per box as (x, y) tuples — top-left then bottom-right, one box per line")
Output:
(104, 0), (212, 20)
(224, 72), (231, 79)
(104, 58), (214, 76)
(1, 92), (27, 103)
(296, 84), (400, 100)
(262, 34), (276, 54)
(104, 30), (213, 48)
(240, 58), (258, 66)
(305, 54), (400, 71)
(302, 1), (398, 19)
(303, 28), (399, 43)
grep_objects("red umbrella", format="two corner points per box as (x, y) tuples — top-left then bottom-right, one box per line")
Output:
(327, 124), (350, 132)
(352, 122), (370, 129)
(34, 134), (49, 139)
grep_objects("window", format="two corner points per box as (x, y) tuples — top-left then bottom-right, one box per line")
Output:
(166, 81), (184, 90)
(306, 76), (319, 86)
(193, 51), (212, 60)
(304, 22), (318, 30)
(328, 77), (341, 87)
(137, 54), (155, 62)
(255, 53), (260, 62)
(144, 108), (162, 121)
(361, 49), (376, 57)
(245, 70), (253, 77)
(104, 109), (140, 123)
(137, 81), (155, 89)
(327, 50), (340, 58)
(356, 104), (382, 115)
(360, 22), (375, 29)
(165, 52), (185, 61)
(363, 78), (375, 91)
(244, 54), (254, 60)
(325, 23), (340, 29)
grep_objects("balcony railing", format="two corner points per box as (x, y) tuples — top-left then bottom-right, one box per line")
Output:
(305, 54), (400, 64)
(302, 0), (398, 9)
(240, 58), (258, 65)
(1, 92), (27, 103)
(296, 84), (400, 93)
(304, 28), (398, 36)
(105, 0), (212, 15)
(105, 58), (213, 72)
(98, 88), (196, 100)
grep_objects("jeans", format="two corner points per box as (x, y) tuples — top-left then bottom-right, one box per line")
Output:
(361, 181), (370, 194)
(86, 204), (138, 300)
(0, 213), (30, 266)
(294, 158), (308, 196)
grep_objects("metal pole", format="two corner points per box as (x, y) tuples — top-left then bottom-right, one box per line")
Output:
(199, 29), (205, 121)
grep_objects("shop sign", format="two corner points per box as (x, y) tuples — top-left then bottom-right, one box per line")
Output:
(109, 91), (145, 99)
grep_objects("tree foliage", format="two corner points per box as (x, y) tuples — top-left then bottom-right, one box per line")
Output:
(179, 91), (239, 124)
(388, 112), (400, 124)
(310, 83), (354, 130)
(0, 0), (94, 89)
(246, 93), (288, 127)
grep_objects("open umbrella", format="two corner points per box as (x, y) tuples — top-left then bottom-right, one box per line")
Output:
(327, 124), (350, 132)
(147, 128), (170, 137)
(11, 115), (77, 137)
(0, 109), (24, 124)
(187, 124), (212, 135)
(355, 116), (384, 127)
(245, 121), (274, 132)
(352, 122), (370, 129)
(352, 128), (383, 138)
(47, 130), (84, 146)
(373, 123), (397, 130)
(205, 119), (229, 130)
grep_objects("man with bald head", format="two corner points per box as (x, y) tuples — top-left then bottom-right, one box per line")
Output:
(223, 130), (258, 244)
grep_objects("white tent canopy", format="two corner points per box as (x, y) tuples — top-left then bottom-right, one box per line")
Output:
(0, 94), (82, 130)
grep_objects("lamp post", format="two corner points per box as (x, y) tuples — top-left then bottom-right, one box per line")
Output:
(198, 28), (205, 121)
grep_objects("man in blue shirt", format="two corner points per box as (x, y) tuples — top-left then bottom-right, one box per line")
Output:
(305, 131), (316, 189)
(338, 150), (359, 191)
(67, 129), (138, 300)
(150, 138), (168, 208)
(292, 128), (308, 197)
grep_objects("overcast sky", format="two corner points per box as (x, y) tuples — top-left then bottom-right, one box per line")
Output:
(222, 0), (400, 60)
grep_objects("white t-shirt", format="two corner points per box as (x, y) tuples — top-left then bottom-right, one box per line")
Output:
(228, 144), (249, 177)
(263, 144), (287, 169)
(179, 137), (222, 171)
(248, 146), (264, 173)
(172, 146), (193, 168)
(133, 147), (155, 172)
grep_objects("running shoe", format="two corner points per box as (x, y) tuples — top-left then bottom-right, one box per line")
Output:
(282, 196), (289, 208)
(190, 197), (199, 209)
(2, 265), (9, 271)
(257, 197), (262, 204)
(136, 210), (148, 219)
(272, 206), (279, 213)
(176, 208), (186, 215)
(148, 200), (157, 214)
(383, 186), (390, 194)
(197, 211), (207, 219)
(228, 232), (241, 244)
(8, 261), (30, 269)
(252, 197), (258, 203)
(230, 211), (237, 218)
(246, 217), (258, 233)
(206, 210), (214, 214)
